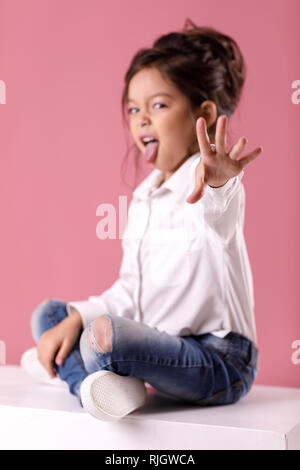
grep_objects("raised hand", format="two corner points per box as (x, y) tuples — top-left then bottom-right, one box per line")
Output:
(186, 115), (263, 204)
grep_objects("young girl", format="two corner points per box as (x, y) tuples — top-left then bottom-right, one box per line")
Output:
(24, 18), (262, 421)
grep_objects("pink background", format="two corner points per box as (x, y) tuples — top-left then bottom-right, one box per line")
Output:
(0, 0), (299, 387)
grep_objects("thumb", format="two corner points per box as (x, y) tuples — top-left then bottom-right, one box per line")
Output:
(55, 339), (72, 366)
(186, 163), (205, 204)
(186, 185), (204, 204)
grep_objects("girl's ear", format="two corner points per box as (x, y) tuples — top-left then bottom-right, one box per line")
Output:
(198, 100), (217, 129)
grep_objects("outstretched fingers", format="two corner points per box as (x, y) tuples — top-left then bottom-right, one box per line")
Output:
(229, 136), (263, 169)
(215, 115), (228, 154)
(228, 137), (248, 160)
(238, 147), (263, 169)
(196, 117), (212, 155)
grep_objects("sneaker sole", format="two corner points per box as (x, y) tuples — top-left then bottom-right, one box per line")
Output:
(80, 371), (147, 421)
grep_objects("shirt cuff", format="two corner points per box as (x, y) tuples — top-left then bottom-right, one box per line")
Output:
(204, 170), (244, 202)
(66, 299), (108, 330)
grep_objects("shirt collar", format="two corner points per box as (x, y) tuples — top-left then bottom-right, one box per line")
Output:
(133, 152), (201, 200)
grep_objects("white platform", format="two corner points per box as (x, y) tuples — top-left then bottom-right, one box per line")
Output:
(0, 366), (299, 450)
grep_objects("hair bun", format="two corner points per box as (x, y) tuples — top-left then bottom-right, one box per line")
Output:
(182, 19), (245, 90)
(154, 32), (199, 56)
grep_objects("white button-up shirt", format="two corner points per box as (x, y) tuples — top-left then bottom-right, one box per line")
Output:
(67, 151), (257, 346)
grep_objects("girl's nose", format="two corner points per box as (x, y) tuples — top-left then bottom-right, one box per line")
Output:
(139, 112), (151, 126)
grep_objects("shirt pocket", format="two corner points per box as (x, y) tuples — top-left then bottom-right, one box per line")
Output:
(183, 200), (205, 252)
(149, 227), (191, 288)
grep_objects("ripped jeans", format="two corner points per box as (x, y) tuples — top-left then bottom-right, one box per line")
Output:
(30, 298), (259, 406)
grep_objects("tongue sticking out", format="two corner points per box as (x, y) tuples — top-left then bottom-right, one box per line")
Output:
(144, 141), (159, 163)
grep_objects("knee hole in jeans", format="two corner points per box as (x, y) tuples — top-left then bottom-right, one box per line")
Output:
(88, 315), (112, 353)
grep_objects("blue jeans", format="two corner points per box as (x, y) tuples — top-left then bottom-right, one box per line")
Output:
(31, 298), (259, 406)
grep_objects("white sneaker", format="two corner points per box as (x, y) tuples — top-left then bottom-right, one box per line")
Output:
(20, 347), (68, 390)
(80, 370), (147, 421)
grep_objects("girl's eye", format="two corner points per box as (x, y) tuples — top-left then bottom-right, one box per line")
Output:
(128, 103), (166, 115)
(128, 107), (138, 115)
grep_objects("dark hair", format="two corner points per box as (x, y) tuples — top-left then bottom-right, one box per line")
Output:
(121, 18), (246, 189)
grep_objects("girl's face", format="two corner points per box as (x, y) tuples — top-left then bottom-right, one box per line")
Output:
(127, 67), (199, 181)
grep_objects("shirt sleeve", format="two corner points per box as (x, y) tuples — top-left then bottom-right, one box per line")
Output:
(186, 156), (245, 244)
(66, 225), (136, 330)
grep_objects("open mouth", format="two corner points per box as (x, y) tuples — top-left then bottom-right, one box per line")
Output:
(141, 137), (159, 147)
(142, 139), (159, 163)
